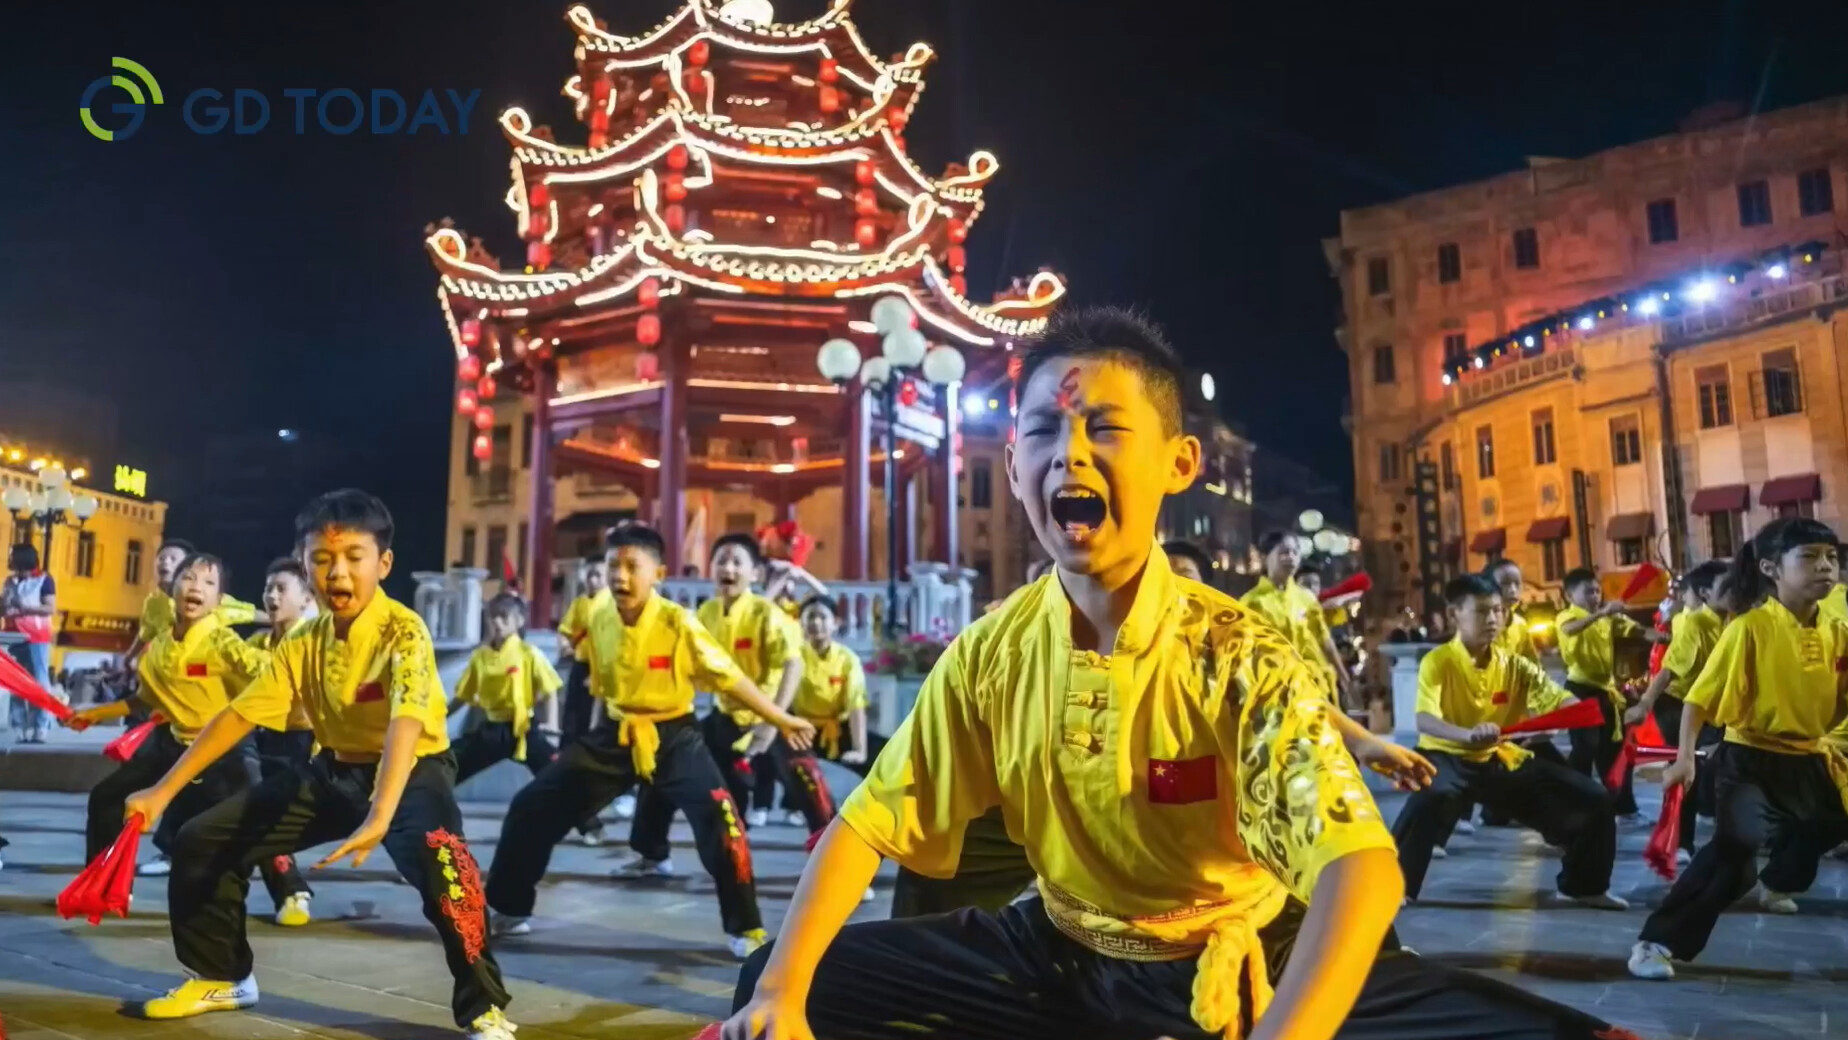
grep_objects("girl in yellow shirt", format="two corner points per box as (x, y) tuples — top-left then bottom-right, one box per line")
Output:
(1632, 517), (1848, 981)
(1241, 530), (1351, 703)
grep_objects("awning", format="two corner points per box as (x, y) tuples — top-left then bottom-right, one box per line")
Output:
(1689, 484), (1749, 515)
(1759, 473), (1821, 506)
(1468, 528), (1507, 554)
(1604, 512), (1655, 542)
(1525, 516), (1572, 543)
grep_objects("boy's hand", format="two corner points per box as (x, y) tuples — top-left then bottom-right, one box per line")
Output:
(64, 707), (104, 732)
(1662, 758), (1696, 790)
(123, 787), (171, 832)
(723, 992), (816, 1040)
(315, 814), (390, 870)
(1351, 738), (1434, 791)
(840, 748), (867, 766)
(1600, 601), (1627, 617)
(1623, 702), (1649, 726)
(774, 713), (817, 752)
(1466, 722), (1502, 748)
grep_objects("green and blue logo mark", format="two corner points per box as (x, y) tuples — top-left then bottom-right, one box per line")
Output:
(80, 57), (163, 142)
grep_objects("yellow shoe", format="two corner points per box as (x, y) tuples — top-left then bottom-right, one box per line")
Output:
(275, 893), (312, 928)
(141, 976), (259, 1019)
(726, 928), (768, 960)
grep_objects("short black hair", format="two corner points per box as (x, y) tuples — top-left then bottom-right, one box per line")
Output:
(1684, 560), (1728, 597)
(607, 522), (666, 564)
(1256, 530), (1298, 556)
(1162, 540), (1212, 578)
(1014, 306), (1186, 436)
(172, 552), (228, 596)
(486, 591), (527, 622)
(1562, 567), (1599, 593)
(7, 543), (39, 573)
(1445, 573), (1498, 606)
(264, 556), (308, 586)
(798, 594), (837, 618)
(295, 489), (394, 552)
(711, 532), (763, 567)
(159, 538), (196, 556)
(1487, 557), (1522, 578)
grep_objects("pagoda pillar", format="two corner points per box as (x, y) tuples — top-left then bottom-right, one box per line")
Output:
(840, 386), (870, 580)
(658, 337), (689, 570)
(934, 384), (960, 568)
(900, 470), (918, 579)
(528, 367), (557, 626)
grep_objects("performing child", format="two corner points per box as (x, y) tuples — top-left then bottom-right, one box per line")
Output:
(118, 491), (513, 1039)
(485, 523), (815, 959)
(1242, 530), (1353, 704)
(1626, 561), (1728, 865)
(724, 306), (1631, 1040)
(1631, 518), (1848, 979)
(553, 557), (607, 747)
(1556, 567), (1665, 823)
(1163, 539), (1212, 585)
(123, 539), (264, 666)
(1390, 574), (1624, 908)
(1458, 560), (1567, 836)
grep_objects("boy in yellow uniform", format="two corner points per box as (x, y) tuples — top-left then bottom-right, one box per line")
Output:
(1627, 561), (1728, 865)
(123, 539), (264, 666)
(1242, 529), (1352, 704)
(553, 557), (606, 745)
(450, 593), (565, 779)
(1163, 539), (1212, 584)
(1556, 567), (1665, 823)
(1390, 574), (1623, 907)
(485, 523), (815, 960)
(790, 596), (877, 773)
(724, 306), (1624, 1040)
(1461, 560), (1567, 837)
(241, 557), (320, 925)
(119, 491), (513, 1039)
(1632, 518), (1848, 980)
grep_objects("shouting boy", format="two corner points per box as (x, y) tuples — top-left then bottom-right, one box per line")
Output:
(1557, 567), (1666, 823)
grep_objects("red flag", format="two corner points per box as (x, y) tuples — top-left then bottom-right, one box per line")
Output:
(0, 651), (71, 721)
(1619, 562), (1664, 603)
(1148, 756), (1218, 804)
(1501, 698), (1605, 736)
(58, 814), (144, 925)
(1319, 571), (1372, 603)
(103, 716), (163, 763)
(1644, 785), (1685, 880)
(502, 553), (519, 591)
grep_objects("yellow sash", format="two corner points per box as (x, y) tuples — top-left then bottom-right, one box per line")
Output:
(809, 717), (843, 759)
(615, 710), (681, 781)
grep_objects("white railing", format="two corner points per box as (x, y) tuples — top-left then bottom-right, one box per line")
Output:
(414, 568), (490, 649)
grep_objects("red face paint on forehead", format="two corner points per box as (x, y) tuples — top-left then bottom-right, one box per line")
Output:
(1054, 366), (1081, 410)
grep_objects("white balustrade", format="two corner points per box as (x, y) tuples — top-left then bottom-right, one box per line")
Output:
(411, 568), (489, 650)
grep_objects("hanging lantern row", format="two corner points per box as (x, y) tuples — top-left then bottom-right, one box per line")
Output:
(1441, 239), (1831, 386)
(588, 75), (612, 147)
(636, 272), (664, 380)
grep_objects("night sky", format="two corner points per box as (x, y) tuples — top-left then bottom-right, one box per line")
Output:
(7, 0), (1848, 591)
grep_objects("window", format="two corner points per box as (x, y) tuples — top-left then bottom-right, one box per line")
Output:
(485, 525), (508, 578)
(486, 425), (513, 499)
(1475, 425), (1495, 478)
(1541, 538), (1567, 583)
(520, 414), (535, 469)
(970, 460), (993, 509)
(725, 511), (756, 533)
(1617, 538), (1646, 566)
(1440, 441), (1456, 491)
(1442, 333), (1468, 366)
(1737, 180), (1772, 227)
(1378, 443), (1403, 482)
(1799, 168), (1834, 217)
(1511, 227), (1540, 270)
(1646, 198), (1679, 244)
(1776, 500), (1816, 520)
(1372, 344), (1396, 384)
(1436, 243), (1461, 284)
(75, 531), (96, 579)
(125, 539), (143, 585)
(1759, 348), (1803, 418)
(1531, 408), (1556, 465)
(1695, 365), (1733, 429)
(459, 526), (477, 568)
(1366, 257), (1390, 296)
(463, 424), (481, 477)
(1708, 510), (1742, 559)
(517, 521), (529, 583)
(1610, 415), (1642, 466)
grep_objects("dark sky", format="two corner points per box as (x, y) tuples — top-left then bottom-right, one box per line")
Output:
(6, 0), (1848, 587)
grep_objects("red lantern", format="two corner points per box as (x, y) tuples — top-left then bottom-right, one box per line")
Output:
(818, 86), (840, 114)
(664, 173), (687, 202)
(684, 70), (703, 96)
(855, 218), (878, 248)
(818, 58), (839, 84)
(528, 210), (549, 238)
(477, 375), (497, 400)
(946, 246), (967, 273)
(639, 277), (661, 308)
(456, 388), (479, 415)
(855, 189), (879, 217)
(855, 161), (876, 187)
(688, 40), (710, 67)
(948, 219), (968, 244)
(589, 108), (609, 134)
(667, 144), (689, 170)
(636, 312), (662, 346)
(472, 434), (492, 461)
(949, 274), (967, 296)
(635, 351), (660, 381)
(529, 182), (549, 207)
(887, 108), (909, 131)
(665, 204), (686, 233)
(459, 319), (481, 347)
(1006, 356), (1023, 381)
(897, 379), (919, 407)
(591, 76), (612, 105)
(457, 354), (482, 382)
(473, 405), (495, 431)
(527, 242), (551, 269)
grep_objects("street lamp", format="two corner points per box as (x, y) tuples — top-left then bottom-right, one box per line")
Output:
(3, 465), (100, 567)
(817, 301), (966, 640)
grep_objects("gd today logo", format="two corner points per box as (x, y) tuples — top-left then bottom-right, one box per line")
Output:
(80, 57), (163, 142)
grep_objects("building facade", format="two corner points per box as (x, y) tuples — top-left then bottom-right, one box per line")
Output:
(1331, 97), (1848, 623)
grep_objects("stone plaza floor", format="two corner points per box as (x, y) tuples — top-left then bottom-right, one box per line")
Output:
(0, 779), (1843, 1039)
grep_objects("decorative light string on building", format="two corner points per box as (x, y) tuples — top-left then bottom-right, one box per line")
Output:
(1440, 239), (1831, 386)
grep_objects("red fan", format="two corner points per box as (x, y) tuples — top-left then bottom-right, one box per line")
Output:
(1644, 785), (1685, 880)
(689, 1025), (722, 1040)
(58, 814), (145, 925)
(1635, 711), (1668, 748)
(1500, 698), (1605, 736)
(0, 649), (71, 721)
(104, 716), (164, 763)
(1619, 562), (1665, 604)
(1605, 724), (1678, 790)
(1319, 571), (1372, 603)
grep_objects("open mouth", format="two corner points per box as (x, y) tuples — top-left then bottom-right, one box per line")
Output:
(181, 595), (205, 610)
(1047, 486), (1107, 541)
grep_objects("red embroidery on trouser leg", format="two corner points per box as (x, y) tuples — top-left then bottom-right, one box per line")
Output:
(711, 789), (754, 884)
(425, 828), (487, 963)
(1594, 1030), (1643, 1040)
(795, 756), (834, 823)
(272, 855), (295, 875)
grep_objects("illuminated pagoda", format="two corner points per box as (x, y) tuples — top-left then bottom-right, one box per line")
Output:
(427, 0), (1062, 622)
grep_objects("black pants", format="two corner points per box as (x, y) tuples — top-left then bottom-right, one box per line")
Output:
(486, 716), (762, 935)
(1650, 696), (1722, 852)
(1392, 749), (1615, 901)
(1452, 739), (1566, 833)
(88, 727), (308, 909)
(562, 660), (596, 740)
(1565, 682), (1637, 815)
(1639, 743), (1848, 960)
(736, 897), (1623, 1040)
(453, 720), (602, 837)
(751, 730), (888, 812)
(890, 807), (1039, 919)
(169, 751), (506, 1027)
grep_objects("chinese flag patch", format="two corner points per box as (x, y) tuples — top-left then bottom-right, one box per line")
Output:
(1836, 657), (1847, 674)
(1491, 691), (1509, 705)
(354, 682), (386, 704)
(734, 638), (754, 651)
(506, 666), (520, 676)
(1148, 756), (1217, 805)
(185, 663), (209, 678)
(648, 655), (672, 670)
(829, 676), (843, 686)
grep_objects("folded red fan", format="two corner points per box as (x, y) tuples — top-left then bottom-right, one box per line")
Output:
(58, 814), (145, 925)
(1319, 571), (1372, 603)
(1620, 562), (1665, 603)
(0, 650), (72, 721)
(1635, 711), (1668, 748)
(1500, 697), (1605, 736)
(104, 716), (164, 763)
(1644, 785), (1685, 880)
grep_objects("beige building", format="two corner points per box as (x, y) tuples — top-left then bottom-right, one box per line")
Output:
(1331, 98), (1848, 621)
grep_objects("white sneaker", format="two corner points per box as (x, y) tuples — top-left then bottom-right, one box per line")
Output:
(746, 808), (769, 828)
(727, 929), (768, 960)
(784, 810), (807, 827)
(1758, 887), (1798, 915)
(1554, 890), (1629, 911)
(489, 912), (530, 937)
(612, 794), (636, 820)
(610, 856), (675, 879)
(466, 1006), (519, 1040)
(1675, 848), (1692, 867)
(578, 829), (604, 848)
(1429, 846), (1448, 860)
(861, 886), (876, 903)
(274, 893), (311, 928)
(1628, 941), (1674, 980)
(138, 855), (172, 877)
(1454, 820), (1477, 835)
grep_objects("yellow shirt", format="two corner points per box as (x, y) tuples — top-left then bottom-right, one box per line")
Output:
(697, 591), (800, 724)
(557, 593), (599, 663)
(791, 640), (868, 759)
(453, 636), (562, 761)
(1497, 606), (1540, 663)
(1413, 637), (1570, 762)
(1239, 577), (1338, 697)
(840, 547), (1390, 1038)
(1823, 584), (1847, 623)
(139, 590), (258, 644)
(136, 613), (268, 743)
(1686, 597), (1848, 752)
(230, 591), (449, 759)
(1555, 604), (1640, 689)
(247, 620), (315, 731)
(1658, 605), (1724, 701)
